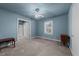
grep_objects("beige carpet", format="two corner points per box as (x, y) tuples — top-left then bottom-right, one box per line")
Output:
(0, 38), (72, 56)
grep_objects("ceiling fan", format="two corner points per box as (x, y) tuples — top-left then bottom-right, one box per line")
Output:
(34, 8), (44, 19)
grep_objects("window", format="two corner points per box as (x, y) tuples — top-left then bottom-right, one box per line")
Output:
(44, 20), (53, 35)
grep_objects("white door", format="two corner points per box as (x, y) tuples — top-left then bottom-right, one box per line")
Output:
(70, 4), (79, 55)
(17, 19), (31, 40)
(18, 24), (24, 40)
(23, 22), (30, 39)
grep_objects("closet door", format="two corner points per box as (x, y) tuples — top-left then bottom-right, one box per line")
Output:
(18, 24), (24, 40)
(23, 22), (30, 40)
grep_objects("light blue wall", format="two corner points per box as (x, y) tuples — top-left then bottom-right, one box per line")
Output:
(0, 8), (68, 41)
(36, 14), (68, 40)
(31, 20), (37, 37)
(0, 9), (36, 39)
(68, 5), (72, 48)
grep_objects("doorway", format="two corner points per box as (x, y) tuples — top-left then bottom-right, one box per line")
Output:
(17, 18), (31, 40)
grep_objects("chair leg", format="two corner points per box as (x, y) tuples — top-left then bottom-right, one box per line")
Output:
(13, 41), (15, 48)
(11, 41), (15, 48)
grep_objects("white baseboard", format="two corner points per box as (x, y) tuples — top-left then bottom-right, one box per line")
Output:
(32, 37), (36, 39)
(32, 36), (61, 42)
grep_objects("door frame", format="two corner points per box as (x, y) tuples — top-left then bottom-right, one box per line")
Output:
(16, 18), (31, 40)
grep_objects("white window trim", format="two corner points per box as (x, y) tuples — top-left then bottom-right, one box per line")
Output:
(44, 20), (53, 35)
